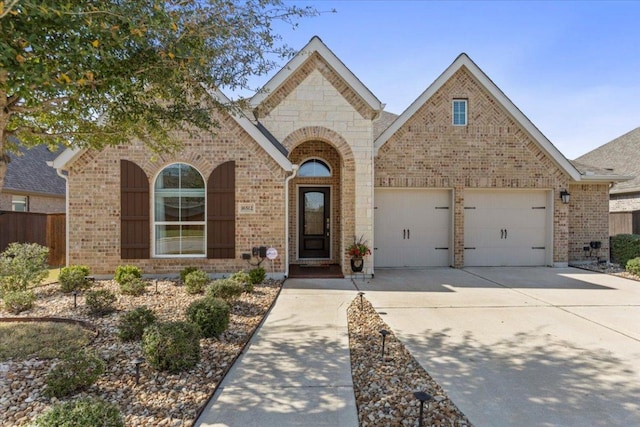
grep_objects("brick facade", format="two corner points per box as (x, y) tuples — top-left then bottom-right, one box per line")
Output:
(610, 192), (640, 212)
(0, 192), (65, 213)
(568, 183), (611, 262)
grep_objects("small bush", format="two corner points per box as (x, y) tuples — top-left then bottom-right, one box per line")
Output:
(86, 289), (117, 316)
(180, 266), (199, 283)
(626, 257), (640, 276)
(118, 273), (146, 296)
(610, 234), (640, 267)
(59, 265), (91, 293)
(45, 351), (105, 398)
(206, 278), (244, 301)
(117, 306), (157, 342)
(248, 267), (266, 286)
(35, 397), (123, 427)
(184, 269), (209, 294)
(142, 321), (201, 373)
(0, 242), (49, 294)
(230, 270), (253, 292)
(185, 297), (230, 338)
(3, 290), (36, 314)
(114, 265), (142, 285)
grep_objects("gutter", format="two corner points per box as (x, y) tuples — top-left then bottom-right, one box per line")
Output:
(47, 161), (69, 266)
(283, 164), (299, 279)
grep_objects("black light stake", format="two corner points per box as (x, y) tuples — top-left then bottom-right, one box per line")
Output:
(72, 290), (79, 308)
(155, 279), (158, 294)
(132, 357), (145, 385)
(379, 329), (389, 359)
(357, 291), (365, 310)
(413, 391), (433, 427)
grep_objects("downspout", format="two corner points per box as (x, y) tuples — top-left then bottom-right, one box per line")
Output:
(284, 164), (299, 279)
(48, 162), (69, 266)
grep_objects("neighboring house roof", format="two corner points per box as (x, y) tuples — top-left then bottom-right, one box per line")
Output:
(374, 53), (586, 181)
(575, 127), (640, 193)
(373, 111), (399, 140)
(4, 143), (66, 196)
(250, 36), (384, 117)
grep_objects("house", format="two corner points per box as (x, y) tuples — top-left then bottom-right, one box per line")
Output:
(49, 36), (626, 276)
(1, 144), (66, 213)
(575, 128), (640, 234)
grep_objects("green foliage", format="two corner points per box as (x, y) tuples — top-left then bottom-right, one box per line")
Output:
(185, 297), (230, 338)
(626, 257), (640, 276)
(610, 234), (640, 267)
(2, 290), (36, 314)
(118, 273), (146, 296)
(35, 397), (124, 427)
(86, 289), (117, 316)
(0, 243), (49, 294)
(142, 321), (201, 373)
(180, 266), (199, 283)
(59, 265), (91, 293)
(1, 1), (318, 155)
(184, 269), (209, 294)
(114, 265), (142, 285)
(230, 270), (254, 292)
(206, 278), (244, 301)
(117, 306), (157, 342)
(45, 351), (105, 398)
(248, 267), (266, 286)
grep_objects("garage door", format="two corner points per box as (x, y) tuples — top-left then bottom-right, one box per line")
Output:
(464, 190), (550, 266)
(374, 189), (451, 267)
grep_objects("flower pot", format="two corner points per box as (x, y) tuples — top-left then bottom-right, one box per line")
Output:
(350, 257), (364, 273)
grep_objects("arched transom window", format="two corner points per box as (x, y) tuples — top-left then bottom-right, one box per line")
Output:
(298, 159), (331, 177)
(154, 163), (205, 256)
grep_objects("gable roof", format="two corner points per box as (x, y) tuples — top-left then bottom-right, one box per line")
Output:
(51, 89), (293, 172)
(250, 36), (384, 118)
(5, 143), (66, 196)
(575, 127), (640, 193)
(374, 53), (585, 182)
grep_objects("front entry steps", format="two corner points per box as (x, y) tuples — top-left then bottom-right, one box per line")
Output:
(288, 264), (344, 279)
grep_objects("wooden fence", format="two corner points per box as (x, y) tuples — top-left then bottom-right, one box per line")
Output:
(0, 211), (66, 267)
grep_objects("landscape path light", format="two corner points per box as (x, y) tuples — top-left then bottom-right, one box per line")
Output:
(131, 357), (146, 385)
(413, 391), (433, 427)
(357, 291), (365, 310)
(379, 329), (389, 359)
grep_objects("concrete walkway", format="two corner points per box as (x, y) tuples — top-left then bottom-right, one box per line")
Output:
(194, 278), (359, 427)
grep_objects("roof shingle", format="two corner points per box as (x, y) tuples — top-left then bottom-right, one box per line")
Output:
(4, 144), (66, 196)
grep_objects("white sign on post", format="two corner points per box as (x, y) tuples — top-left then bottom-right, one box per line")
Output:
(266, 247), (278, 260)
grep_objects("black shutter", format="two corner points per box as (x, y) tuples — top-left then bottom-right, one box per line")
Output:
(120, 160), (150, 259)
(207, 161), (235, 258)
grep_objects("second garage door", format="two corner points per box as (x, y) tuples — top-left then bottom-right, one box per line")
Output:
(464, 190), (551, 266)
(374, 189), (452, 267)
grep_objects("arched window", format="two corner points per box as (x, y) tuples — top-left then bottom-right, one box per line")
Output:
(298, 159), (331, 177)
(154, 163), (205, 256)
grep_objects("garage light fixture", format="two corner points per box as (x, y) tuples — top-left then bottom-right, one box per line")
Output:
(560, 189), (571, 204)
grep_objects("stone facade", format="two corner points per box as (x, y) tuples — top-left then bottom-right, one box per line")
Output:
(0, 192), (65, 213)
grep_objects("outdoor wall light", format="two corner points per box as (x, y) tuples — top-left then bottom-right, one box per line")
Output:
(413, 391), (434, 427)
(379, 329), (389, 359)
(560, 189), (571, 204)
(131, 357), (146, 385)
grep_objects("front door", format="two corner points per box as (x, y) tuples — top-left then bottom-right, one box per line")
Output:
(299, 187), (330, 258)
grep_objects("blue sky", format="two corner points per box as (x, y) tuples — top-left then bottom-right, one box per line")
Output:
(247, 0), (640, 160)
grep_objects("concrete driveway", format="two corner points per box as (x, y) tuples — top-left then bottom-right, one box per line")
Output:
(362, 267), (640, 427)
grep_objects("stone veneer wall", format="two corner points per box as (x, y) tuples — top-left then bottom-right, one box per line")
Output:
(66, 112), (287, 275)
(568, 183), (611, 262)
(375, 66), (571, 267)
(257, 58), (375, 275)
(0, 192), (65, 213)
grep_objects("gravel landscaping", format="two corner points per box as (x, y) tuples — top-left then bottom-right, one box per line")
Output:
(0, 278), (281, 427)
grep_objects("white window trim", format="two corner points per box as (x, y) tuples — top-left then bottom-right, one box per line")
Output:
(11, 195), (29, 212)
(453, 99), (468, 126)
(152, 163), (207, 258)
(297, 157), (332, 177)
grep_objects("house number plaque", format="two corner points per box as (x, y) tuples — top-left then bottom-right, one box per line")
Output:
(238, 203), (255, 214)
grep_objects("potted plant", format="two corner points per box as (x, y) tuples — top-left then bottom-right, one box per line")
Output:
(347, 235), (371, 273)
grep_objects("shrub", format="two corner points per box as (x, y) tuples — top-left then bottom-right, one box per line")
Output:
(142, 321), (201, 373)
(45, 351), (105, 398)
(626, 257), (640, 276)
(248, 267), (266, 286)
(185, 297), (230, 338)
(230, 270), (253, 292)
(180, 266), (199, 283)
(610, 234), (640, 267)
(118, 273), (146, 296)
(206, 278), (244, 301)
(117, 306), (157, 342)
(3, 290), (36, 314)
(184, 269), (209, 294)
(86, 289), (117, 316)
(0, 242), (49, 294)
(35, 397), (123, 427)
(59, 265), (91, 293)
(114, 265), (142, 285)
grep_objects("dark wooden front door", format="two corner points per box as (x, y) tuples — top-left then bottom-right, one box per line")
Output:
(299, 187), (330, 258)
